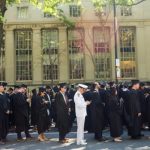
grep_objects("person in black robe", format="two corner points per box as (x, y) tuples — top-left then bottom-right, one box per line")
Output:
(107, 87), (123, 142)
(99, 82), (110, 128)
(31, 89), (37, 128)
(36, 87), (49, 142)
(83, 88), (93, 132)
(91, 82), (105, 141)
(68, 85), (76, 129)
(5, 88), (13, 128)
(145, 88), (150, 128)
(44, 86), (52, 128)
(9, 85), (19, 128)
(55, 83), (71, 143)
(138, 83), (147, 128)
(127, 80), (142, 139)
(0, 82), (9, 145)
(13, 86), (32, 141)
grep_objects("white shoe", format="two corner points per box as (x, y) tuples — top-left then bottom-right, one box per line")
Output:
(77, 141), (87, 145)
(80, 141), (87, 145)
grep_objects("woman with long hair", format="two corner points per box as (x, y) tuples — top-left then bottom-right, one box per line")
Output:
(107, 87), (123, 142)
(36, 87), (49, 142)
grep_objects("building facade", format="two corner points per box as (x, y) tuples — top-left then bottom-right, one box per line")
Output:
(1, 0), (150, 85)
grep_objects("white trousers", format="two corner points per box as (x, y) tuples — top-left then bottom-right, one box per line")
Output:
(76, 117), (85, 143)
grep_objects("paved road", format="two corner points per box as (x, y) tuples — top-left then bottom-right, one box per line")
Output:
(1, 130), (150, 150)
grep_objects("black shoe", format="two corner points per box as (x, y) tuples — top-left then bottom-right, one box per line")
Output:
(95, 137), (106, 142)
(139, 134), (144, 137)
(131, 136), (141, 140)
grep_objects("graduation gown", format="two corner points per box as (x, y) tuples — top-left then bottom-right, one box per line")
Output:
(138, 89), (147, 124)
(55, 92), (70, 135)
(107, 95), (123, 137)
(0, 93), (9, 140)
(83, 90), (93, 132)
(13, 92), (29, 133)
(127, 89), (141, 137)
(36, 95), (49, 134)
(31, 94), (37, 126)
(91, 90), (104, 138)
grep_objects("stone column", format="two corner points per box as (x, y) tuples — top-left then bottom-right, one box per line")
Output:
(84, 26), (95, 81)
(32, 28), (42, 84)
(5, 29), (15, 85)
(58, 26), (68, 83)
(142, 25), (150, 81)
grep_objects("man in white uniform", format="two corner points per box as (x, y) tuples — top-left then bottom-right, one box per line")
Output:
(74, 84), (91, 145)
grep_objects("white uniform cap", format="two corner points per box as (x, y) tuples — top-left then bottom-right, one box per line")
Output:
(78, 84), (88, 89)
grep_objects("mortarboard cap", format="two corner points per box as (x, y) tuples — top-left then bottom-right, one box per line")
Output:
(131, 80), (140, 86)
(0, 82), (7, 87)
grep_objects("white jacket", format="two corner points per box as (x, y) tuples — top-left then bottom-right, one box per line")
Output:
(74, 91), (87, 117)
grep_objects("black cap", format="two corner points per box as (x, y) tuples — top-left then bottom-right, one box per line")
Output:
(46, 85), (51, 89)
(59, 83), (67, 89)
(21, 84), (27, 88)
(14, 85), (20, 89)
(0, 82), (7, 87)
(39, 87), (46, 93)
(131, 80), (140, 86)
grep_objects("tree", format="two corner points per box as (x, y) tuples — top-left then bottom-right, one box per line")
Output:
(69, 0), (146, 81)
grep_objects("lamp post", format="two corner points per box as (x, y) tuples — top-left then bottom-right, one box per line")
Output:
(113, 0), (119, 84)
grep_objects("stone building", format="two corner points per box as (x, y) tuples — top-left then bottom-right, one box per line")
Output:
(1, 0), (150, 85)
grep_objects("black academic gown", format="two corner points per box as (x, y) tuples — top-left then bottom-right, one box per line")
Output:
(91, 90), (104, 139)
(83, 90), (93, 132)
(36, 95), (49, 134)
(138, 89), (147, 124)
(31, 94), (37, 126)
(9, 93), (16, 126)
(44, 93), (52, 126)
(146, 94), (150, 127)
(13, 92), (29, 133)
(107, 95), (123, 138)
(127, 89), (142, 138)
(55, 92), (70, 139)
(68, 89), (76, 128)
(0, 93), (9, 140)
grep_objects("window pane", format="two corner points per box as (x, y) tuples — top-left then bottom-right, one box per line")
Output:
(42, 29), (59, 80)
(17, 7), (28, 19)
(119, 27), (136, 78)
(15, 30), (32, 81)
(121, 6), (132, 16)
(69, 5), (81, 17)
(93, 27), (111, 79)
(68, 28), (84, 79)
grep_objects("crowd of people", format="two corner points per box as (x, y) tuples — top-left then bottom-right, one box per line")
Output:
(0, 80), (150, 145)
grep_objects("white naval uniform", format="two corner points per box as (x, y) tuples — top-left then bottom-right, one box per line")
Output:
(74, 91), (87, 144)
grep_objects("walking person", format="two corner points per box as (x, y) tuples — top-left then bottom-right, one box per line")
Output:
(74, 84), (91, 145)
